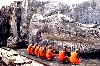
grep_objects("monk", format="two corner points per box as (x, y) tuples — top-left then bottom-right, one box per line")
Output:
(35, 44), (40, 57)
(39, 45), (47, 59)
(42, 46), (47, 59)
(70, 49), (81, 65)
(30, 43), (36, 55)
(27, 44), (33, 54)
(46, 45), (56, 60)
(58, 47), (69, 63)
(38, 45), (42, 57)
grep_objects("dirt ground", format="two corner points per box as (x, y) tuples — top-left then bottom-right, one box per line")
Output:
(15, 49), (100, 66)
(79, 54), (100, 66)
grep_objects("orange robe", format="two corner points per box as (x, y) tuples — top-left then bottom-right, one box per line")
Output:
(39, 47), (46, 59)
(35, 46), (39, 57)
(27, 45), (32, 54)
(46, 49), (56, 60)
(70, 52), (81, 65)
(38, 47), (42, 57)
(58, 50), (69, 63)
(30, 46), (35, 55)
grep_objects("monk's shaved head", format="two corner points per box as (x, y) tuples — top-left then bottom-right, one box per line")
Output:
(75, 49), (79, 53)
(63, 47), (66, 51)
(48, 45), (52, 49)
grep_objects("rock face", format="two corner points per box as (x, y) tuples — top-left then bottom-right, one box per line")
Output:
(1, 0), (100, 53)
(75, 1), (100, 24)
(28, 12), (100, 53)
(27, 0), (100, 53)
(0, 6), (11, 47)
(27, 0), (100, 24)
(7, 1), (29, 49)
(0, 1), (29, 48)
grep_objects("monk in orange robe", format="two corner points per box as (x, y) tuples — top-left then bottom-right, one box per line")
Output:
(39, 45), (47, 59)
(30, 44), (36, 55)
(35, 44), (40, 57)
(38, 46), (42, 57)
(46, 45), (56, 60)
(70, 49), (81, 65)
(58, 47), (69, 63)
(27, 44), (33, 54)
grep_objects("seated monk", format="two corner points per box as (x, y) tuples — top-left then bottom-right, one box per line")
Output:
(70, 49), (81, 65)
(39, 45), (47, 59)
(38, 45), (42, 57)
(46, 45), (56, 60)
(35, 44), (40, 57)
(30, 43), (36, 55)
(58, 47), (69, 63)
(27, 44), (33, 54)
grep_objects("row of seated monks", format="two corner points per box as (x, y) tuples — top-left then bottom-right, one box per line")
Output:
(27, 43), (80, 65)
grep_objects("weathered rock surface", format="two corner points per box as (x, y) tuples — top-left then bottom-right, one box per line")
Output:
(0, 0), (100, 53)
(75, 1), (100, 24)
(27, 0), (100, 53)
